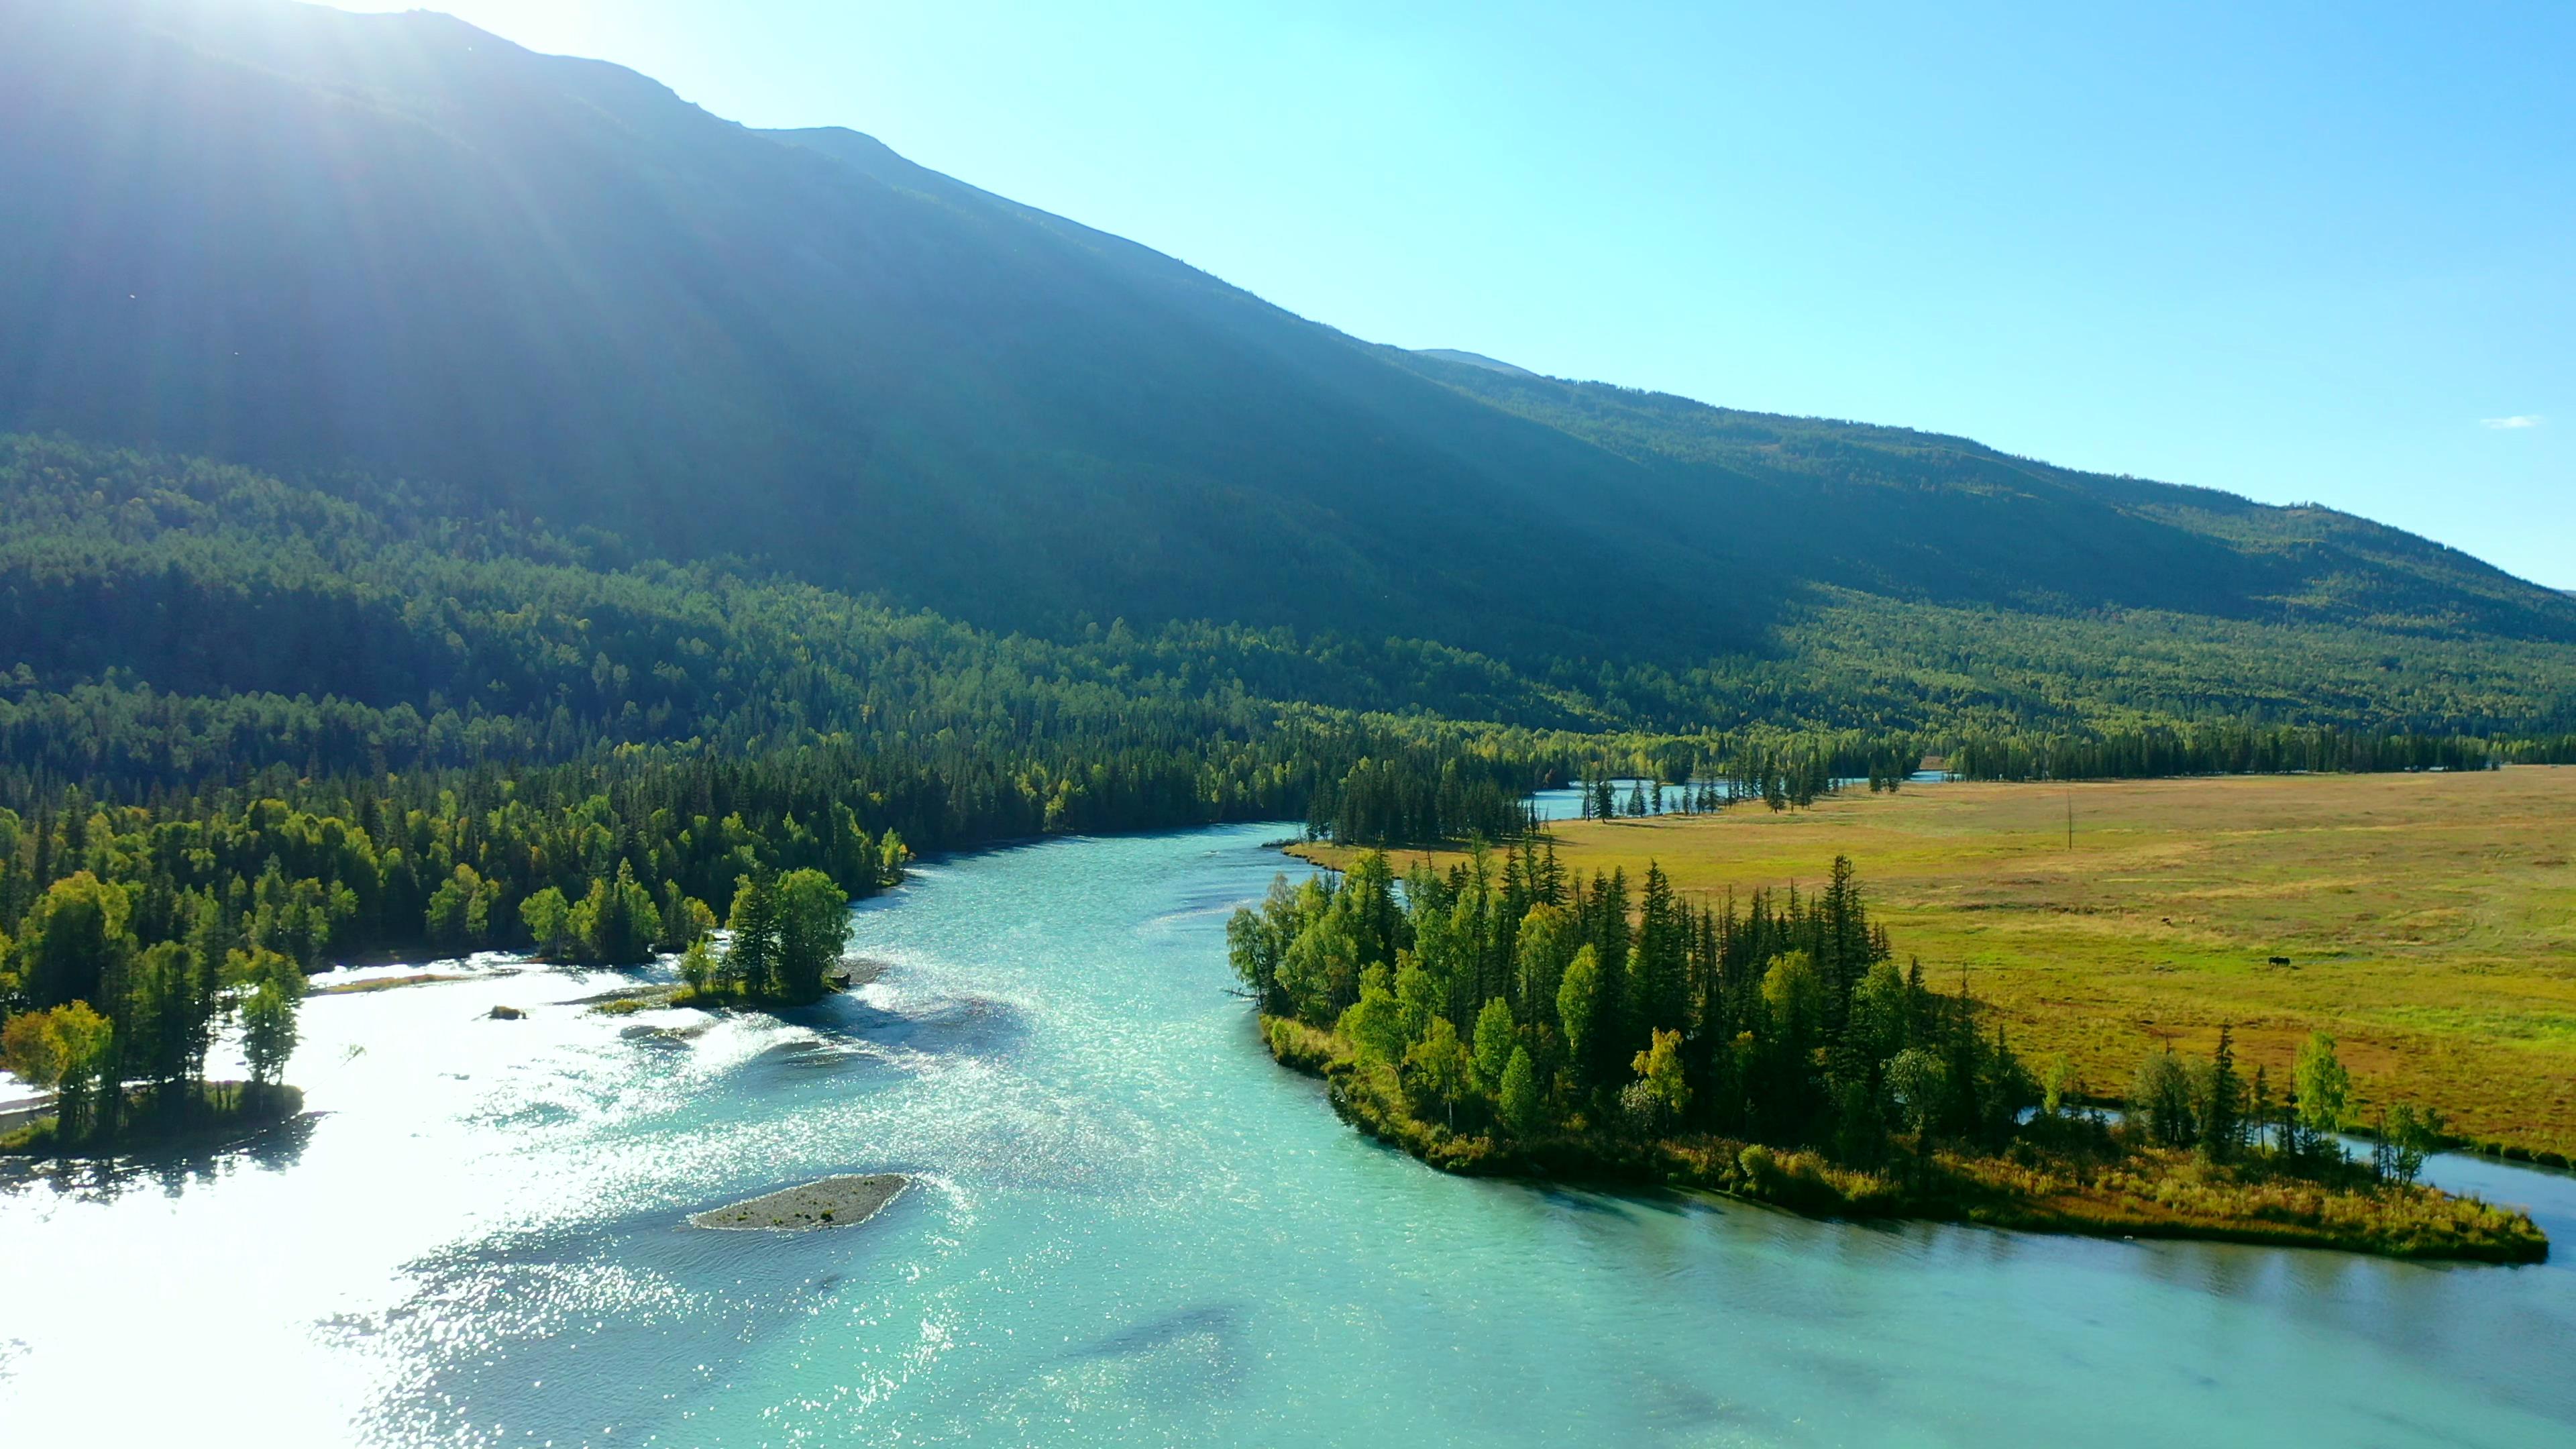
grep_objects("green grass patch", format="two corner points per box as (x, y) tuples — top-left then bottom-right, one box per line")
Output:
(1298, 769), (2576, 1160)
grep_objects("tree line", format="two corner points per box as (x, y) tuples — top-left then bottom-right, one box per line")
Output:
(1230, 847), (2028, 1161)
(5, 433), (2563, 1156)
(1946, 725), (2499, 782)
(0, 757), (912, 1142)
(6, 437), (2556, 828)
(1234, 849), (2464, 1200)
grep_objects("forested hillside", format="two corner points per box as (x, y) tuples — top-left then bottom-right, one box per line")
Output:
(5, 0), (2573, 694)
(5, 436), (2565, 803)
(1390, 351), (2576, 646)
(1, 0), (2571, 1050)
(0, 437), (1577, 816)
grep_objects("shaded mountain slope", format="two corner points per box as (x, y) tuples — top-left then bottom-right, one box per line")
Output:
(1386, 350), (2576, 644)
(6, 434), (2571, 752)
(0, 0), (1716, 663)
(1, 0), (2569, 696)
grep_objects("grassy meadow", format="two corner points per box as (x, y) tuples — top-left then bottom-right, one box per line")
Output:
(1295, 768), (2576, 1161)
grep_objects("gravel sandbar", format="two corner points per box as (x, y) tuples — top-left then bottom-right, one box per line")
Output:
(688, 1174), (908, 1231)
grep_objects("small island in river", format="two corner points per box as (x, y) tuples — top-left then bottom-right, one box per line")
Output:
(691, 1174), (910, 1231)
(1236, 843), (2547, 1264)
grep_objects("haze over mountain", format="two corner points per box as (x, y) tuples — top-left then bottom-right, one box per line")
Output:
(2, 0), (2571, 720)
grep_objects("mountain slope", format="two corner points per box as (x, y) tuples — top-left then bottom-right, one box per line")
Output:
(1381, 350), (2576, 645)
(1, 0), (2570, 697)
(0, 0), (1721, 665)
(9, 434), (2567, 786)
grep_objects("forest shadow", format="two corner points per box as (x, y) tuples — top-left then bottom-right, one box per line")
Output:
(809, 989), (1032, 1059)
(0, 1110), (318, 1206)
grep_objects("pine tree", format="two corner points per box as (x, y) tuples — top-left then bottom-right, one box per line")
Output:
(1632, 863), (1685, 1042)
(722, 867), (782, 995)
(2199, 1022), (2243, 1161)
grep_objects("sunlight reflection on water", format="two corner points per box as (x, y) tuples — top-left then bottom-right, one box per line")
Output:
(1, 824), (2569, 1448)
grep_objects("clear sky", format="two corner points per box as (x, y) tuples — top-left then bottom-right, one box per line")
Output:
(327, 0), (2573, 588)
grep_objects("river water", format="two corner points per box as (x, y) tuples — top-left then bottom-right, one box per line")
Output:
(1, 823), (2569, 1446)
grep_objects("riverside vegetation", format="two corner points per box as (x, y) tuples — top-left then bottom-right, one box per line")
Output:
(3, 0), (2575, 1358)
(1303, 769), (2576, 1165)
(3, 439), (2565, 1173)
(1233, 844), (2547, 1261)
(1, 909), (305, 1155)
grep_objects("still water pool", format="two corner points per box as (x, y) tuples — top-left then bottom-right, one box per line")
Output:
(2, 824), (2569, 1446)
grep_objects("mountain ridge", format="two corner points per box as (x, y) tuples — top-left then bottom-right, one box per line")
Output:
(2, 0), (2570, 715)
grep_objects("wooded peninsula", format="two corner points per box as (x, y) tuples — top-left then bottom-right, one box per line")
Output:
(1237, 838), (2547, 1262)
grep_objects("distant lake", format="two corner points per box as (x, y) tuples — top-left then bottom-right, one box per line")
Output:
(1530, 771), (1953, 822)
(2, 822), (2567, 1446)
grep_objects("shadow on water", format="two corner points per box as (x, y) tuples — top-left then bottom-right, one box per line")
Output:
(1065, 1303), (1248, 1397)
(714, 992), (1032, 1094)
(1625, 1374), (1788, 1441)
(820, 989), (1030, 1058)
(743, 1034), (892, 1079)
(848, 880), (927, 916)
(0, 1112), (318, 1205)
(1519, 1180), (1701, 1220)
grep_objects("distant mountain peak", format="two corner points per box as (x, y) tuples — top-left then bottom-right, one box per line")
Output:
(1413, 348), (1538, 378)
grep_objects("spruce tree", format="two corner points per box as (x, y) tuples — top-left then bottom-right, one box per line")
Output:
(1632, 863), (1685, 1042)
(2199, 1023), (2243, 1161)
(722, 868), (782, 996)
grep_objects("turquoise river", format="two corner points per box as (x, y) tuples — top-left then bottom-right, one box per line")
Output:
(2, 823), (2571, 1446)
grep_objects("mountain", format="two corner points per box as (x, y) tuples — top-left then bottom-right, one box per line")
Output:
(1413, 350), (1539, 378)
(1, 0), (2571, 729)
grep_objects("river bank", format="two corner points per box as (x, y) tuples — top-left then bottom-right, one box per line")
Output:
(5, 823), (2571, 1446)
(1264, 1016), (2548, 1263)
(1288, 769), (2576, 1166)
(0, 1083), (305, 1157)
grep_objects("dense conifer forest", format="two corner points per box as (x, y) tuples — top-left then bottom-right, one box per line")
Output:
(3, 428), (2569, 1155)
(10, 1), (2576, 693)
(3, 5), (2572, 1173)
(1234, 848), (2544, 1260)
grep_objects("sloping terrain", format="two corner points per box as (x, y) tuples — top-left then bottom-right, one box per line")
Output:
(4, 0), (2571, 698)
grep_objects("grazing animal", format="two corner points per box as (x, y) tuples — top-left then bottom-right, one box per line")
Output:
(2266, 956), (2291, 967)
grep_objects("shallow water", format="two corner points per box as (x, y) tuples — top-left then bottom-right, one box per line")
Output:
(1, 823), (2569, 1446)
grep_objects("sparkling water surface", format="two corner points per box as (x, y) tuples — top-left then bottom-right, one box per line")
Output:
(1, 823), (2569, 1446)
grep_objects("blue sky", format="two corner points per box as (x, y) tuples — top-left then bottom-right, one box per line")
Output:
(332, 0), (2572, 587)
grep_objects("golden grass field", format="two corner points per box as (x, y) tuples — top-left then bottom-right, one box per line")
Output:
(1296, 768), (2576, 1160)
